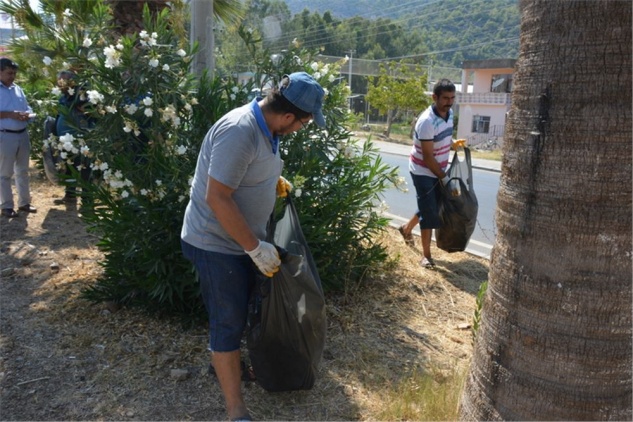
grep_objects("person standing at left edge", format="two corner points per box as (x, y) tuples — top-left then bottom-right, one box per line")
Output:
(0, 58), (36, 218)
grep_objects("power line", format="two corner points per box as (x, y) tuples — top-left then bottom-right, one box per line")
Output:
(219, 0), (519, 68)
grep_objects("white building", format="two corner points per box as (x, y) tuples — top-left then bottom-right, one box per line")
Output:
(456, 58), (516, 148)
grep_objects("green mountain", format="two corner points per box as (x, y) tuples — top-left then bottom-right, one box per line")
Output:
(284, 0), (520, 66)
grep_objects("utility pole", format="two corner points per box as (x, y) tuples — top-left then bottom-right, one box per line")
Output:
(348, 49), (355, 110)
(190, 0), (214, 79)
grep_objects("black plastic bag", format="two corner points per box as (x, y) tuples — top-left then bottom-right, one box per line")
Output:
(246, 196), (326, 392)
(436, 147), (479, 252)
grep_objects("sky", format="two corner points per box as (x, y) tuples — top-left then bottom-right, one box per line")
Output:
(0, 0), (40, 29)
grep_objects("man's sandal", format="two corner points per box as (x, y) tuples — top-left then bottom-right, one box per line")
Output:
(398, 225), (415, 247)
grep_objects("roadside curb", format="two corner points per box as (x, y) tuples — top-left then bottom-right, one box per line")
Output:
(368, 139), (502, 173)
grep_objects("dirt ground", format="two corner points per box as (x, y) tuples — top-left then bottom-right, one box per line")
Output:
(0, 166), (489, 421)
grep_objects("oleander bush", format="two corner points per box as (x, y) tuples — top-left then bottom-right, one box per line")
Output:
(4, 0), (404, 316)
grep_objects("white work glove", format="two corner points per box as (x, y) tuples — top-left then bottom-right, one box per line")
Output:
(441, 175), (461, 197)
(245, 240), (281, 277)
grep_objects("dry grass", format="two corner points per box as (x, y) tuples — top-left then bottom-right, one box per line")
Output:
(0, 166), (488, 421)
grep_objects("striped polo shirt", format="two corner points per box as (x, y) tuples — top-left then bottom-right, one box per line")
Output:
(409, 105), (453, 178)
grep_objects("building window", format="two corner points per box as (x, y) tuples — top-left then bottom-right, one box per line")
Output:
(491, 74), (513, 93)
(472, 115), (491, 133)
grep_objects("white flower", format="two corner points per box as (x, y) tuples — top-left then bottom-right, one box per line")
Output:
(155, 180), (162, 186)
(310, 62), (319, 71)
(60, 151), (67, 159)
(105, 105), (117, 114)
(176, 49), (186, 57)
(328, 74), (336, 83)
(231, 86), (240, 94)
(87, 90), (104, 105)
(67, 87), (75, 96)
(162, 64), (170, 71)
(103, 45), (121, 68)
(343, 55), (349, 63)
(60, 133), (74, 143)
(294, 188), (302, 198)
(63, 8), (71, 17)
(149, 58), (159, 68)
(83, 37), (93, 48)
(142, 97), (153, 106)
(42, 56), (52, 66)
(230, 94), (236, 101)
(80, 145), (90, 156)
(116, 42), (124, 51)
(121, 190), (129, 198)
(124, 104), (138, 114)
(144, 108), (153, 117)
(99, 162), (109, 171)
(140, 189), (148, 196)
(51, 87), (61, 96)
(62, 61), (69, 69)
(123, 125), (132, 133)
(176, 145), (187, 155)
(178, 195), (185, 202)
(313, 71), (321, 80)
(184, 103), (192, 111)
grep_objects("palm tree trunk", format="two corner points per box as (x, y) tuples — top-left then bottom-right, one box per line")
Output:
(106, 0), (171, 35)
(460, 1), (632, 420)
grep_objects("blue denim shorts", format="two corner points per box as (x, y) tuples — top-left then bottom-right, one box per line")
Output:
(411, 173), (442, 229)
(181, 240), (257, 352)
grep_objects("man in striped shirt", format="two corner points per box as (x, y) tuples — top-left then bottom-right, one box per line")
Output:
(399, 79), (461, 268)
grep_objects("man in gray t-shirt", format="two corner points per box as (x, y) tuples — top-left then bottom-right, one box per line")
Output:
(181, 72), (325, 422)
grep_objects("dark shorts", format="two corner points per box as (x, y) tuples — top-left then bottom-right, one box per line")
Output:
(181, 240), (257, 352)
(411, 173), (442, 229)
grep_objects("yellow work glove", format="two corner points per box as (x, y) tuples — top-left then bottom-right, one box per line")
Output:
(451, 139), (467, 151)
(276, 176), (293, 198)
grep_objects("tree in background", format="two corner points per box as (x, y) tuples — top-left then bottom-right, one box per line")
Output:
(2, 0), (404, 316)
(459, 0), (631, 419)
(366, 61), (430, 138)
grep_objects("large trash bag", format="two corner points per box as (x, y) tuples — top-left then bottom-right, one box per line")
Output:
(246, 196), (326, 392)
(436, 147), (479, 252)
(42, 115), (62, 184)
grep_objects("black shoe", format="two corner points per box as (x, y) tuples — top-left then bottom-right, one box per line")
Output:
(54, 196), (77, 205)
(1, 208), (18, 218)
(17, 204), (37, 213)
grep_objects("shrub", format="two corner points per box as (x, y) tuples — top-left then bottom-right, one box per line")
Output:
(6, 1), (404, 316)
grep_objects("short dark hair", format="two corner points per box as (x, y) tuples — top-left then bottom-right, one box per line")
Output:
(0, 57), (18, 71)
(433, 78), (455, 97)
(264, 76), (311, 121)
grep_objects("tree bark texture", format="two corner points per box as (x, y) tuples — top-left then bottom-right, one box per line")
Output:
(460, 1), (632, 420)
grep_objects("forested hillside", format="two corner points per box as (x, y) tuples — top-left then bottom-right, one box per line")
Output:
(283, 0), (520, 66)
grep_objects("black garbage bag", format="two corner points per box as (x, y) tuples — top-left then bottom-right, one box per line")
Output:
(246, 196), (326, 392)
(436, 147), (479, 252)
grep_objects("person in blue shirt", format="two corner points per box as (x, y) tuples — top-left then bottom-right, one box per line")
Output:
(0, 58), (35, 218)
(52, 70), (94, 206)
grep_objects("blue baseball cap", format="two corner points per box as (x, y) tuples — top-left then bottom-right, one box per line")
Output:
(280, 72), (326, 127)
